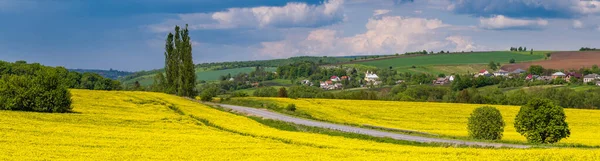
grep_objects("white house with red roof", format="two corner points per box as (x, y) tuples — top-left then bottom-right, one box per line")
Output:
(330, 76), (341, 82)
(478, 69), (489, 76)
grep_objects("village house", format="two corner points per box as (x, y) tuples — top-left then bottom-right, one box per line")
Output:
(364, 71), (379, 82)
(537, 76), (553, 81)
(565, 72), (582, 82)
(477, 69), (489, 76)
(319, 80), (342, 90)
(447, 75), (455, 82)
(584, 74), (600, 83)
(526, 74), (539, 80)
(330, 76), (341, 82)
(433, 77), (449, 85)
(551, 72), (566, 79)
(341, 76), (350, 80)
(301, 79), (313, 86)
(596, 81), (600, 86)
(511, 68), (526, 74)
(493, 69), (509, 77)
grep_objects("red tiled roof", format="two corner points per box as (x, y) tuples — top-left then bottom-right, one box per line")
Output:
(330, 76), (339, 79)
(479, 69), (487, 73)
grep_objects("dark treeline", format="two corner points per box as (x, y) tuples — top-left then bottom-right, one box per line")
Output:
(250, 85), (600, 109)
(580, 47), (599, 51)
(153, 25), (197, 97)
(0, 61), (120, 113)
(69, 69), (133, 80)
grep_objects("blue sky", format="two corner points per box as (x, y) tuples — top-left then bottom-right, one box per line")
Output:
(1, 0), (599, 71)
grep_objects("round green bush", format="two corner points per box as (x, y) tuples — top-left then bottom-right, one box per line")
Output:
(514, 98), (570, 144)
(467, 106), (505, 140)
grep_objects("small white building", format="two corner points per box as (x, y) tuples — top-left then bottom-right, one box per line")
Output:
(584, 74), (600, 83)
(447, 75), (455, 82)
(493, 69), (509, 77)
(364, 71), (379, 82)
(330, 76), (341, 82)
(478, 69), (489, 76)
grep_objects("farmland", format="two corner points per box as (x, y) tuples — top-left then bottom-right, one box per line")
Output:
(2, 90), (600, 160)
(355, 52), (544, 73)
(233, 97), (600, 146)
(503, 51), (600, 71)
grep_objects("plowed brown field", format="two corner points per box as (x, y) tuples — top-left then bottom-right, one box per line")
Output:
(502, 51), (600, 71)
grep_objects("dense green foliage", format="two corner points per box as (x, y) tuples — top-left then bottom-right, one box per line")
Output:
(69, 69), (133, 80)
(0, 69), (72, 113)
(278, 87), (288, 97)
(514, 99), (570, 144)
(161, 25), (196, 97)
(580, 47), (599, 51)
(467, 106), (505, 140)
(0, 61), (120, 91)
(199, 85), (219, 102)
(253, 87), (278, 97)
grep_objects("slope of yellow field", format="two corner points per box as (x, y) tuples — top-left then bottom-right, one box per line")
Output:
(240, 97), (600, 146)
(1, 90), (600, 160)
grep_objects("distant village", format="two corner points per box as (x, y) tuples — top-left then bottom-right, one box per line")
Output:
(308, 67), (600, 90)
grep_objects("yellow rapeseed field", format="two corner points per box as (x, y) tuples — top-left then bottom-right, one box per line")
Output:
(1, 90), (600, 160)
(241, 97), (600, 146)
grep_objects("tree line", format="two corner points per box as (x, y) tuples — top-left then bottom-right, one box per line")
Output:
(580, 47), (599, 51)
(152, 25), (197, 98)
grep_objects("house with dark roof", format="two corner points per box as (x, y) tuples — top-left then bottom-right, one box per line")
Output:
(584, 74), (600, 83)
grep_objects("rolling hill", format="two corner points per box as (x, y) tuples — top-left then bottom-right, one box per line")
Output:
(353, 51), (545, 74)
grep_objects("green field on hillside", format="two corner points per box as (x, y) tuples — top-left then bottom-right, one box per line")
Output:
(123, 67), (276, 86)
(357, 52), (544, 70)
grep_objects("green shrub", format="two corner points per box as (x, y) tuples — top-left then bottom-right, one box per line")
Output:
(514, 98), (570, 144)
(230, 91), (249, 97)
(253, 87), (278, 97)
(286, 104), (297, 112)
(278, 87), (288, 97)
(200, 86), (219, 102)
(467, 106), (505, 140)
(0, 69), (72, 113)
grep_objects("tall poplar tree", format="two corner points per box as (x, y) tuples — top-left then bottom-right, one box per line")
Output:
(163, 24), (196, 97)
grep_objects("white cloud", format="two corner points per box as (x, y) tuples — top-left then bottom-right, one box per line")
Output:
(573, 20), (584, 29)
(479, 15), (548, 30)
(259, 16), (477, 58)
(414, 10), (423, 14)
(445, 36), (478, 52)
(373, 9), (390, 16)
(449, 0), (600, 18)
(149, 0), (345, 32)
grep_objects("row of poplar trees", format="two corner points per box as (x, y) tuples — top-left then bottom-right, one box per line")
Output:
(155, 24), (196, 97)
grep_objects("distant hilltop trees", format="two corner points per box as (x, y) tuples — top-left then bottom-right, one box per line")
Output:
(580, 47), (599, 51)
(509, 46), (530, 52)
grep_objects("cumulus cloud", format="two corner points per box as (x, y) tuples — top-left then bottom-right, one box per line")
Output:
(373, 9), (391, 16)
(149, 0), (345, 32)
(479, 15), (548, 30)
(449, 0), (600, 18)
(259, 16), (476, 58)
(445, 36), (478, 52)
(573, 20), (584, 29)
